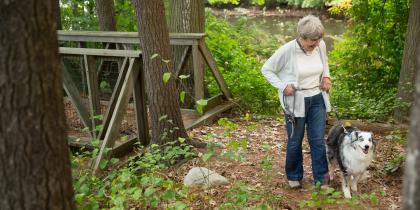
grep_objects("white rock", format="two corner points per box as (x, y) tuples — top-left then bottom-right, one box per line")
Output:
(183, 167), (229, 188)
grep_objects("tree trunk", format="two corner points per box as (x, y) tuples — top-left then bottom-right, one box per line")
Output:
(55, 0), (62, 30)
(0, 1), (75, 209)
(169, 0), (205, 108)
(403, 2), (420, 209)
(95, 0), (117, 31)
(131, 0), (188, 145)
(394, 0), (420, 122)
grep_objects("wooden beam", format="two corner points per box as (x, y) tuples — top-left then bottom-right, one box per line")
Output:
(60, 47), (141, 58)
(198, 41), (232, 100)
(185, 101), (235, 130)
(175, 46), (191, 78)
(57, 31), (205, 46)
(93, 58), (139, 173)
(98, 58), (129, 140)
(62, 61), (92, 130)
(132, 56), (150, 146)
(192, 44), (204, 101)
(84, 55), (101, 138)
(203, 93), (224, 113)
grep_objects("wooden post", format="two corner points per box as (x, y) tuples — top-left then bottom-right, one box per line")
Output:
(198, 41), (232, 100)
(133, 55), (149, 146)
(98, 57), (129, 140)
(93, 58), (139, 173)
(62, 61), (92, 130)
(84, 55), (101, 138)
(192, 43), (204, 101)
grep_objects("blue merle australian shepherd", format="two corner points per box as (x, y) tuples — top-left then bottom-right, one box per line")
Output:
(326, 125), (376, 198)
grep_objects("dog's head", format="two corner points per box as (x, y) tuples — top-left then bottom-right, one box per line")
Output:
(349, 131), (375, 154)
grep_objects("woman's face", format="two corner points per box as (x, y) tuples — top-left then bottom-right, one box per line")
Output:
(301, 38), (321, 52)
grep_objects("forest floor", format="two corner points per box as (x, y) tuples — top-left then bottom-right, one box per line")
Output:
(166, 114), (406, 209)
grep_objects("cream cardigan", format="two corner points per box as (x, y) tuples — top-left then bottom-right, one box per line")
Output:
(261, 39), (331, 117)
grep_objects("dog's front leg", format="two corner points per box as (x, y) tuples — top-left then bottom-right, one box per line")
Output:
(351, 174), (361, 192)
(341, 174), (352, 198)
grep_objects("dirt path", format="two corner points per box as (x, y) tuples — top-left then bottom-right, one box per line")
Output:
(169, 116), (405, 209)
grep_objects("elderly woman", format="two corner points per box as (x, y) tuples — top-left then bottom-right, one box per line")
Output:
(261, 15), (332, 188)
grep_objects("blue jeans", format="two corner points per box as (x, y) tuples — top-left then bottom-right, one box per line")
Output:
(285, 93), (328, 184)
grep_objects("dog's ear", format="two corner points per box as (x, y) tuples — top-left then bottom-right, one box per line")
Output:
(350, 131), (358, 141)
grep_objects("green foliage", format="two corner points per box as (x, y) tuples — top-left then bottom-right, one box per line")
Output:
(208, 0), (241, 5)
(220, 181), (261, 209)
(206, 13), (281, 114)
(384, 129), (407, 145)
(384, 154), (405, 174)
(72, 137), (196, 209)
(207, 0), (325, 8)
(287, 0), (325, 8)
(298, 184), (342, 208)
(61, 0), (98, 30)
(329, 0), (410, 120)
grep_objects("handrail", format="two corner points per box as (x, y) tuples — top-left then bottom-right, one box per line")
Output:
(59, 47), (141, 57)
(57, 30), (206, 45)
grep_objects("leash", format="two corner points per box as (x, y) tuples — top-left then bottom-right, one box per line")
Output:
(283, 86), (320, 138)
(329, 97), (349, 134)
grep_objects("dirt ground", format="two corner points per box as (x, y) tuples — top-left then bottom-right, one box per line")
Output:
(166, 115), (405, 209)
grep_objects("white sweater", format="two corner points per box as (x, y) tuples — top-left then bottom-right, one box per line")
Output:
(261, 39), (331, 117)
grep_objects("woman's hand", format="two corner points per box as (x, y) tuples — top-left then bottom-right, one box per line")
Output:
(321, 77), (332, 92)
(283, 84), (296, 96)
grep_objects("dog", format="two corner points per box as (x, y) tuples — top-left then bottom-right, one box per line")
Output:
(326, 125), (376, 198)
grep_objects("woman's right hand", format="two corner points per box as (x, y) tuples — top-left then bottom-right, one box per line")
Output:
(283, 84), (296, 96)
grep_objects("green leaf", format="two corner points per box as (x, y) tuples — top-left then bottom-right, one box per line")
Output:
(99, 159), (108, 169)
(162, 189), (176, 200)
(163, 72), (171, 83)
(144, 187), (156, 197)
(179, 74), (190, 80)
(180, 91), (186, 103)
(202, 151), (214, 162)
(171, 201), (187, 210)
(110, 158), (119, 165)
(196, 99), (208, 114)
(79, 184), (90, 194)
(132, 188), (142, 200)
(178, 137), (186, 143)
(159, 115), (168, 121)
(150, 53), (159, 60)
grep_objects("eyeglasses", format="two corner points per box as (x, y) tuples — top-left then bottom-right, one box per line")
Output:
(308, 38), (321, 43)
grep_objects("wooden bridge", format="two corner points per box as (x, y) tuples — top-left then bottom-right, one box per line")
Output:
(58, 31), (234, 171)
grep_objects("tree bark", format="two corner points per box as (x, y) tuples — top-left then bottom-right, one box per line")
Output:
(169, 0), (205, 108)
(403, 2), (420, 208)
(394, 0), (420, 122)
(55, 0), (62, 30)
(95, 0), (117, 31)
(131, 0), (188, 145)
(0, 1), (75, 209)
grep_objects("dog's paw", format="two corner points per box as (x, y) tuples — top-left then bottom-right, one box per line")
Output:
(344, 190), (352, 199)
(351, 184), (358, 192)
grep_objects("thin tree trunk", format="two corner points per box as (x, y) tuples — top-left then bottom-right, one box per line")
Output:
(95, 0), (117, 31)
(394, 0), (420, 122)
(169, 0), (205, 108)
(0, 1), (75, 209)
(131, 0), (188, 145)
(403, 2), (420, 208)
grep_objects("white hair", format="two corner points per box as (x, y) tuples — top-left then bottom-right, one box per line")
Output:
(297, 15), (324, 40)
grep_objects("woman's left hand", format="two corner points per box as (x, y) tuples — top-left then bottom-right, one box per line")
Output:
(321, 77), (332, 92)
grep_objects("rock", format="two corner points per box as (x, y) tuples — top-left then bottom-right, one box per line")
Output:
(183, 167), (229, 188)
